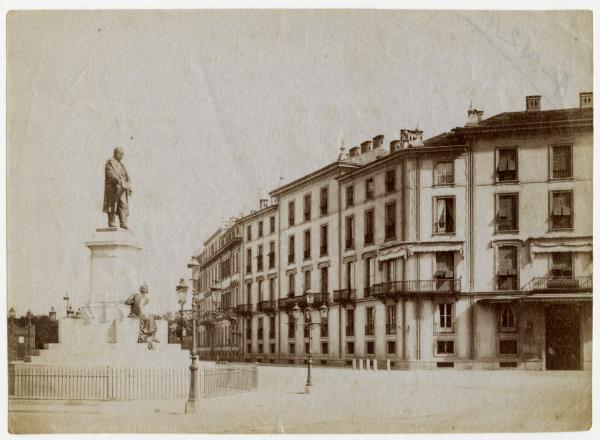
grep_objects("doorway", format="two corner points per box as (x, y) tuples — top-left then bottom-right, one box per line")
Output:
(545, 305), (581, 370)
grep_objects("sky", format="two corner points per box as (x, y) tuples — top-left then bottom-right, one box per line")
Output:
(6, 10), (592, 315)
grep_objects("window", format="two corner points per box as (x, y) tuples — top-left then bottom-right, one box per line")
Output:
(387, 341), (396, 354)
(247, 343), (252, 353)
(303, 270), (311, 293)
(258, 343), (263, 353)
(289, 316), (296, 338)
(551, 145), (572, 179)
(246, 282), (252, 304)
(346, 185), (354, 207)
(498, 305), (517, 333)
(434, 197), (455, 233)
(435, 252), (455, 291)
(345, 216), (355, 249)
(288, 273), (295, 297)
(367, 341), (375, 355)
(347, 341), (355, 355)
(246, 225), (252, 241)
(258, 318), (264, 339)
(496, 148), (518, 182)
(436, 340), (455, 355)
(288, 235), (295, 263)
(345, 261), (355, 290)
(303, 229), (311, 260)
(305, 342), (310, 353)
(551, 252), (573, 277)
(435, 303), (454, 334)
(269, 317), (275, 337)
(365, 178), (375, 200)
(366, 307), (375, 335)
(321, 342), (328, 354)
(496, 193), (519, 232)
(303, 194), (311, 221)
(385, 169), (396, 192)
(269, 216), (275, 233)
(381, 259), (397, 283)
(289, 342), (295, 354)
(497, 246), (518, 290)
(269, 242), (275, 269)
(320, 186), (328, 216)
(246, 248), (252, 274)
(304, 325), (310, 339)
(320, 267), (328, 294)
(364, 210), (374, 245)
(550, 191), (573, 230)
(257, 245), (264, 272)
(288, 201), (295, 226)
(258, 280), (263, 303)
(435, 161), (454, 185)
(346, 309), (355, 336)
(270, 343), (275, 353)
(320, 224), (328, 256)
(386, 304), (396, 334)
(365, 257), (375, 290)
(385, 202), (396, 240)
(320, 317), (328, 336)
(258, 221), (263, 238)
(268, 278), (275, 301)
(499, 339), (518, 355)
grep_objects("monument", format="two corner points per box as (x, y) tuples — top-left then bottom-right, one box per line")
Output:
(23, 147), (189, 367)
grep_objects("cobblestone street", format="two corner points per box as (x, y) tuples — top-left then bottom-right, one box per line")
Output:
(8, 365), (592, 433)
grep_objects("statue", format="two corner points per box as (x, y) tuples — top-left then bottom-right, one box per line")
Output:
(124, 283), (159, 349)
(103, 147), (132, 229)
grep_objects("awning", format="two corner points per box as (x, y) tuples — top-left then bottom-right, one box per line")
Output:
(409, 242), (464, 255)
(378, 246), (408, 261)
(530, 241), (592, 254)
(521, 293), (592, 303)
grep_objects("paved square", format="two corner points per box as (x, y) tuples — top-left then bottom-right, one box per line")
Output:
(8, 365), (592, 433)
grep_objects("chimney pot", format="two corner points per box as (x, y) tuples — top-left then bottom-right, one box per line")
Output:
(372, 135), (384, 149)
(360, 140), (372, 154)
(579, 92), (593, 108)
(400, 128), (424, 148)
(390, 140), (402, 152)
(259, 198), (268, 209)
(349, 146), (360, 157)
(526, 95), (541, 112)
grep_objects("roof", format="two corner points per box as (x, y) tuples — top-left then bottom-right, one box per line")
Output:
(456, 107), (593, 134)
(423, 131), (465, 147)
(269, 161), (360, 197)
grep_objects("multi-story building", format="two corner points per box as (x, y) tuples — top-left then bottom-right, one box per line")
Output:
(188, 91), (592, 370)
(237, 198), (279, 361)
(194, 221), (242, 360)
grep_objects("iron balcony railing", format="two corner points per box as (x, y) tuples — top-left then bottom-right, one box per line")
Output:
(372, 279), (461, 298)
(525, 276), (592, 293)
(257, 300), (277, 314)
(277, 292), (327, 310)
(235, 303), (253, 315)
(333, 288), (356, 303)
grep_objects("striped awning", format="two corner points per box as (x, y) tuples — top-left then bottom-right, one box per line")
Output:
(378, 246), (408, 261)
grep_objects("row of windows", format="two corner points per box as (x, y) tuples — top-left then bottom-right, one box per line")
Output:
(244, 278), (278, 304)
(246, 215), (276, 241)
(287, 186), (330, 226)
(495, 144), (574, 183)
(495, 190), (574, 232)
(286, 225), (330, 264)
(246, 242), (276, 274)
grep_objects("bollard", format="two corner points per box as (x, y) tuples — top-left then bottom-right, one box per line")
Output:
(374, 359), (378, 371)
(366, 359), (370, 371)
(352, 358), (357, 370)
(386, 359), (391, 371)
(358, 358), (363, 371)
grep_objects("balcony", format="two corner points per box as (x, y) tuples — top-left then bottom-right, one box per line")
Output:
(235, 303), (253, 316)
(333, 288), (356, 304)
(278, 292), (327, 310)
(278, 296), (300, 311)
(258, 300), (277, 314)
(526, 276), (592, 293)
(372, 279), (461, 300)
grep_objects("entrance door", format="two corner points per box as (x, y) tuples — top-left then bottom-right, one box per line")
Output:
(545, 305), (581, 370)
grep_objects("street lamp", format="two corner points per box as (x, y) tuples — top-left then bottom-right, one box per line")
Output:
(62, 293), (70, 318)
(176, 278), (188, 345)
(292, 292), (328, 394)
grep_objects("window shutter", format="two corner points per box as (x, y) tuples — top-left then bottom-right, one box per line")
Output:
(498, 248), (508, 276)
(561, 193), (571, 215)
(507, 155), (516, 171)
(437, 199), (446, 228)
(498, 197), (508, 218)
(498, 153), (508, 171)
(552, 194), (563, 216)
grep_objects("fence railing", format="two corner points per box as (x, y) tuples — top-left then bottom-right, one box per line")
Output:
(8, 363), (257, 401)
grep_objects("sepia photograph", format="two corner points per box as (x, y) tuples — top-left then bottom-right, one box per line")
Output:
(3, 2), (596, 436)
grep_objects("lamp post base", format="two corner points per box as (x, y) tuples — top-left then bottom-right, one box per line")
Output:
(304, 384), (312, 394)
(185, 400), (200, 414)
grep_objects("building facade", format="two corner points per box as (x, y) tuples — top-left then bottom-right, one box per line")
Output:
(189, 91), (592, 370)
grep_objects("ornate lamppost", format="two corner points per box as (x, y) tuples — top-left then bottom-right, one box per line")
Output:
(176, 277), (200, 414)
(291, 292), (328, 394)
(177, 278), (188, 346)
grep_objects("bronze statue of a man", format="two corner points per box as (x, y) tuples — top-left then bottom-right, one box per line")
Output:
(124, 283), (159, 349)
(103, 147), (132, 229)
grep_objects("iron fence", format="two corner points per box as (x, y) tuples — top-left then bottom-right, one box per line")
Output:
(8, 363), (257, 401)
